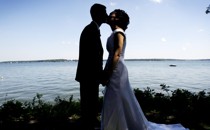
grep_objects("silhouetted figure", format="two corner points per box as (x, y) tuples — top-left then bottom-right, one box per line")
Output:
(100, 9), (189, 130)
(206, 4), (210, 14)
(75, 3), (108, 130)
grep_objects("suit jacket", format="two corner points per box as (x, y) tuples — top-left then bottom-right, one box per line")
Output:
(75, 21), (104, 83)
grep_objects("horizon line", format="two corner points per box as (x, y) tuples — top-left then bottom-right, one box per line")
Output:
(1, 58), (210, 63)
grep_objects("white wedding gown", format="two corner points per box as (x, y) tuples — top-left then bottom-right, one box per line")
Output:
(101, 29), (189, 130)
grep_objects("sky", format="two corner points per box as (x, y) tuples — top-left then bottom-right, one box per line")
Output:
(0, 0), (210, 62)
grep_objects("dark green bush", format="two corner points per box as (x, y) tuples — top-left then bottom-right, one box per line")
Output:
(0, 85), (210, 130)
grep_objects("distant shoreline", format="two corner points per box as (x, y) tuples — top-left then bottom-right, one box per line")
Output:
(0, 58), (210, 63)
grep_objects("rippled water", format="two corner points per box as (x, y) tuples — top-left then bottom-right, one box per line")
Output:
(0, 60), (210, 104)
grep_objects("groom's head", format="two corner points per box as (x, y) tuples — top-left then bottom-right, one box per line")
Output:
(90, 3), (108, 24)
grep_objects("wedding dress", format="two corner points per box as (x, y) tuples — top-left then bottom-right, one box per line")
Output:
(101, 28), (189, 130)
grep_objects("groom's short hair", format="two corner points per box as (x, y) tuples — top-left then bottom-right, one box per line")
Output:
(90, 3), (106, 20)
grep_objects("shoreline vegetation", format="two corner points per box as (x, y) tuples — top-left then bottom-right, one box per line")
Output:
(0, 84), (210, 130)
(0, 58), (210, 64)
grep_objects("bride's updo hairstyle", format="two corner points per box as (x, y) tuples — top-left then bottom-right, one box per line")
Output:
(111, 9), (130, 30)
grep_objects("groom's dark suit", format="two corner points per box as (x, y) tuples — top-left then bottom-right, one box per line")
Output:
(75, 21), (103, 130)
(76, 21), (103, 82)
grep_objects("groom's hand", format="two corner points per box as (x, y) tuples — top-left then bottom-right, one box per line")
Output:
(101, 79), (108, 86)
(100, 70), (110, 86)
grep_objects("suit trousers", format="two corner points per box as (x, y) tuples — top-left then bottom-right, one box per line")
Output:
(80, 81), (99, 130)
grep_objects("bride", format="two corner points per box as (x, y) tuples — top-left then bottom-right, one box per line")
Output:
(100, 9), (189, 130)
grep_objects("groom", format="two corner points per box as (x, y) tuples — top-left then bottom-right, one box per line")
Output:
(75, 3), (108, 130)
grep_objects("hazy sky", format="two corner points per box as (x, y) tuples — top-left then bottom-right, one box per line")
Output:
(0, 0), (210, 62)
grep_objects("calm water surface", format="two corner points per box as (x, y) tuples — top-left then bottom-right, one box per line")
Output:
(0, 60), (210, 104)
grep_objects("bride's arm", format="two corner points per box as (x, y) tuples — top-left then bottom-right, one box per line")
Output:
(102, 32), (125, 86)
(112, 32), (124, 70)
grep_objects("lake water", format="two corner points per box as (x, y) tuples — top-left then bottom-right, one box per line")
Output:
(0, 60), (210, 105)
